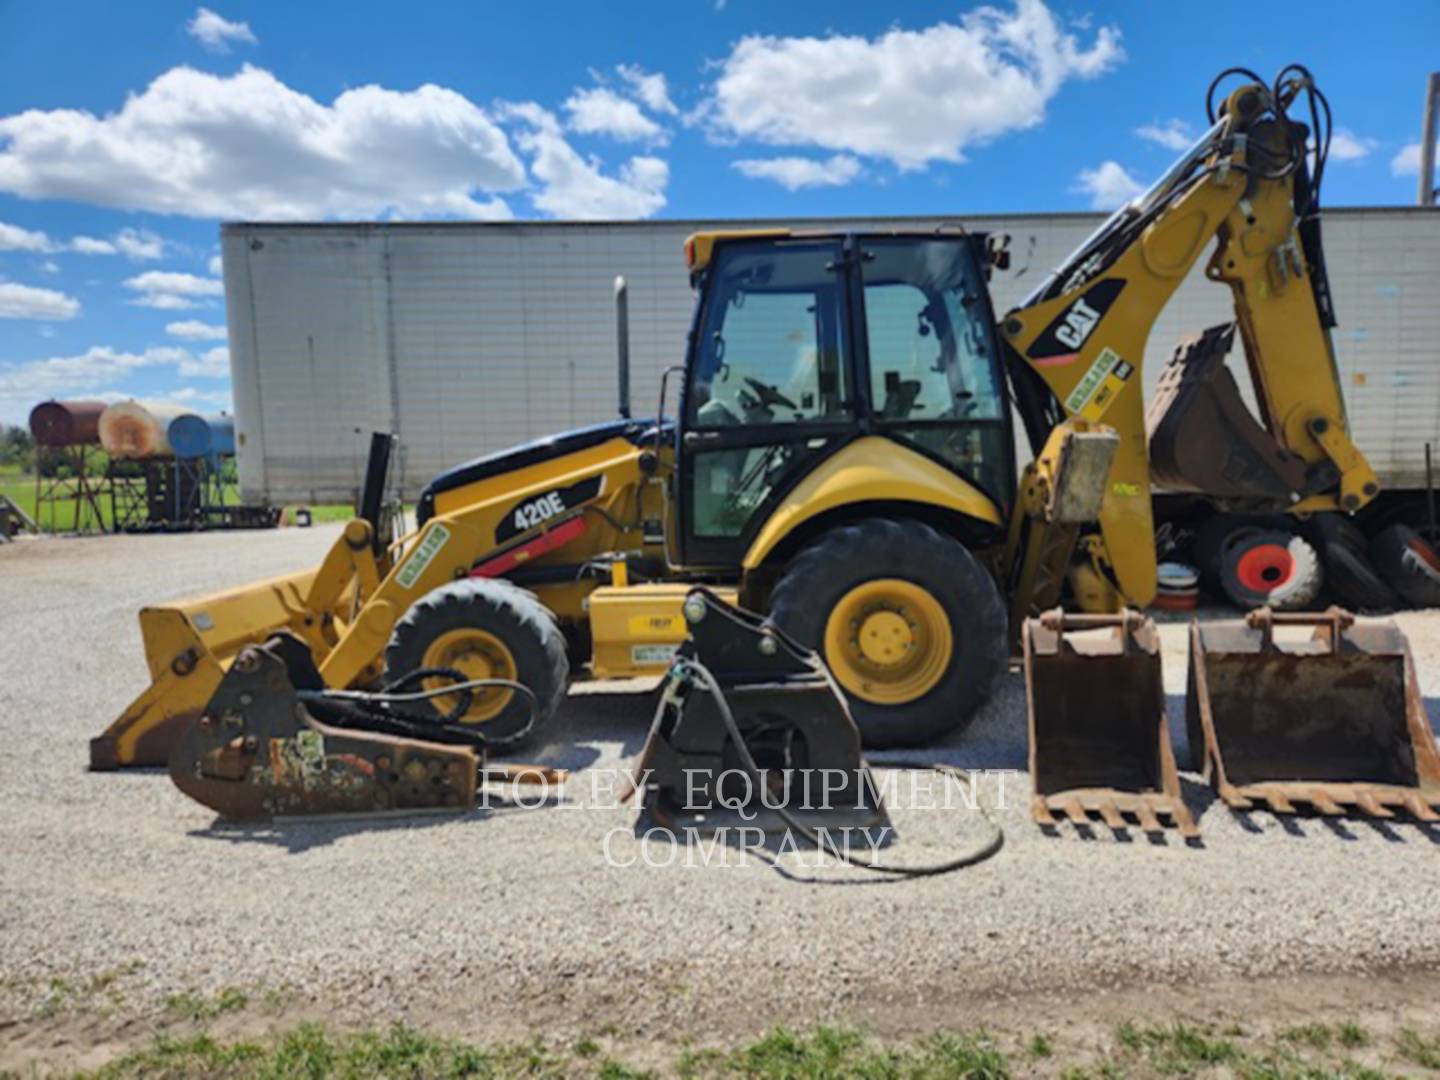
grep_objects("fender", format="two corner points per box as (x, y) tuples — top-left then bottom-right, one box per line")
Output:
(742, 437), (1003, 571)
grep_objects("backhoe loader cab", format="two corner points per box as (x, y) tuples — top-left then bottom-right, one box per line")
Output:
(675, 232), (1015, 567)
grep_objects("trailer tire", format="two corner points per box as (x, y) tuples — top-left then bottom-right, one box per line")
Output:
(1369, 524), (1440, 608)
(1309, 512), (1369, 556)
(1219, 529), (1323, 611)
(1323, 540), (1399, 613)
(768, 518), (1007, 748)
(386, 578), (569, 750)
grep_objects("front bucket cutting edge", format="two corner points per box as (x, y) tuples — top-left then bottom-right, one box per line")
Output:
(1024, 609), (1197, 837)
(1188, 606), (1440, 820)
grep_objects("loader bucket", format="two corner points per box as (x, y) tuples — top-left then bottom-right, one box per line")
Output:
(90, 568), (320, 770)
(1188, 607), (1440, 820)
(1024, 610), (1197, 837)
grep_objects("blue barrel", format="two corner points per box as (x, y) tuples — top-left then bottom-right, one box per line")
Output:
(167, 413), (235, 459)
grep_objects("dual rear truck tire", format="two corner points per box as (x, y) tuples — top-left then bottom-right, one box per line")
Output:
(385, 517), (1009, 750)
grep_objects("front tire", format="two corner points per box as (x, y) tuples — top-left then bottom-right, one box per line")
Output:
(386, 578), (569, 750)
(767, 518), (1007, 748)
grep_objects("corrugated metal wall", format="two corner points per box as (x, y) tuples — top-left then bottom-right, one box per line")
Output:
(223, 209), (1440, 504)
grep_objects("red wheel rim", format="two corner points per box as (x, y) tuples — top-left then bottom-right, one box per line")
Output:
(1408, 536), (1440, 576)
(1235, 543), (1294, 593)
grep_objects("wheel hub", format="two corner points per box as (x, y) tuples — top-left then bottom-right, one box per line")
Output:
(421, 628), (517, 722)
(857, 609), (914, 665)
(822, 578), (953, 706)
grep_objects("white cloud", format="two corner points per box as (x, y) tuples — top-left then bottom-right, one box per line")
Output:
(70, 236), (117, 255)
(0, 225), (168, 259)
(1073, 160), (1143, 209)
(0, 221), (54, 252)
(208, 253), (223, 276)
(166, 386), (233, 408)
(0, 344), (231, 421)
(0, 282), (80, 320)
(186, 7), (258, 52)
(0, 346), (168, 418)
(616, 65), (678, 116)
(1135, 118), (1191, 151)
(503, 103), (667, 219)
(698, 0), (1122, 169)
(39, 259), (60, 275)
(125, 269), (224, 310)
(113, 228), (166, 259)
(166, 319), (227, 341)
(1391, 140), (1438, 176)
(565, 86), (667, 144)
(0, 65), (525, 220)
(179, 345), (230, 377)
(732, 154), (862, 189)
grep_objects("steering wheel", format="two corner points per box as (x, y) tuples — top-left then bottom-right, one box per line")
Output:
(742, 376), (797, 412)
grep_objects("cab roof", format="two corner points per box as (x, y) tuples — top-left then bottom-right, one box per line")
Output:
(682, 226), (976, 273)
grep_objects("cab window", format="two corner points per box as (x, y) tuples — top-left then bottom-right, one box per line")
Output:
(861, 238), (1010, 499)
(687, 242), (849, 429)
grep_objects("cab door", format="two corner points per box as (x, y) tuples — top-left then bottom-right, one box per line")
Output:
(855, 237), (1015, 511)
(677, 238), (857, 568)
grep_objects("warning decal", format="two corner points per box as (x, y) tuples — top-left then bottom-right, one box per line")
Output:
(1064, 347), (1133, 422)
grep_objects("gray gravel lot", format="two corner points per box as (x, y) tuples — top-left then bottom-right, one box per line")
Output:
(2, 525), (1439, 1043)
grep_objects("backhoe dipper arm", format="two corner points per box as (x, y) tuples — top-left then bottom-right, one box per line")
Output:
(1000, 66), (1377, 606)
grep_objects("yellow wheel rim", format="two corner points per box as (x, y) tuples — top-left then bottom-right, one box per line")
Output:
(421, 628), (517, 723)
(822, 579), (952, 705)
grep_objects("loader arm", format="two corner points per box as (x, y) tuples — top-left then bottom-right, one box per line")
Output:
(1002, 68), (1377, 606)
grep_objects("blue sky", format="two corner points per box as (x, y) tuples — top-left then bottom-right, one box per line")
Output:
(1, 0), (1436, 424)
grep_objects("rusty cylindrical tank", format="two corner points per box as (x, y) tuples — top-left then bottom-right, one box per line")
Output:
(28, 400), (108, 446)
(98, 401), (189, 459)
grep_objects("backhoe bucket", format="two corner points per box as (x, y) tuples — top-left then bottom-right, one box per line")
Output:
(90, 569), (320, 770)
(1024, 610), (1197, 837)
(1188, 607), (1440, 820)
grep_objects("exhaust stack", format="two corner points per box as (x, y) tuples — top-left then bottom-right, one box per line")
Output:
(615, 275), (631, 419)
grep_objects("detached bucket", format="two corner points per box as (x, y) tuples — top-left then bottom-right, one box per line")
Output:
(1188, 607), (1440, 820)
(1024, 610), (1197, 836)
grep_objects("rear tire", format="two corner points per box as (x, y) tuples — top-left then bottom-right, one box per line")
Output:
(1370, 524), (1440, 608)
(386, 578), (569, 750)
(767, 518), (1007, 748)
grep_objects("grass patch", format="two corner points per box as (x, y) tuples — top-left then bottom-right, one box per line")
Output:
(37, 1017), (1440, 1080)
(1395, 1028), (1440, 1069)
(162, 986), (250, 1022)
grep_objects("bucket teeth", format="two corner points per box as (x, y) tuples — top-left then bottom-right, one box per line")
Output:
(1134, 803), (1162, 835)
(1354, 792), (1392, 819)
(1403, 794), (1439, 822)
(1096, 800), (1126, 830)
(1262, 790), (1296, 815)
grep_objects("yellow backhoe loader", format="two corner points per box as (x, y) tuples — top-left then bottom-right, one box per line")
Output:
(95, 67), (1395, 803)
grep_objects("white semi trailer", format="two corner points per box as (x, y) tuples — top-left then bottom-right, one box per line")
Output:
(221, 208), (1439, 540)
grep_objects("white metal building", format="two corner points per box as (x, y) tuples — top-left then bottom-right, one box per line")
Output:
(221, 208), (1440, 504)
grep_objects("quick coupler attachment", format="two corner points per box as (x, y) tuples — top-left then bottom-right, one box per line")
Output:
(1024, 609), (1198, 838)
(634, 588), (890, 837)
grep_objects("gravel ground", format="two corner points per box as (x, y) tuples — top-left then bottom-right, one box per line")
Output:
(2, 525), (1439, 1055)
